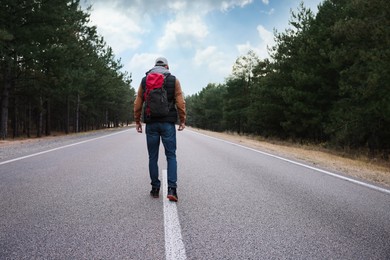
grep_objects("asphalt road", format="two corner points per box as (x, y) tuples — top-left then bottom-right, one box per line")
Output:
(1, 128), (389, 259)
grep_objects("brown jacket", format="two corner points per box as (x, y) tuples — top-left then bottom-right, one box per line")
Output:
(133, 78), (186, 124)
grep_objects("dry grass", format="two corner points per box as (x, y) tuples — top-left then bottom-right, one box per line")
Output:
(190, 127), (390, 188)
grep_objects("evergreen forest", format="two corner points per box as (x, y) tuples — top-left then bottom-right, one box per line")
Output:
(0, 0), (134, 139)
(185, 0), (390, 159)
(1, 0), (389, 159)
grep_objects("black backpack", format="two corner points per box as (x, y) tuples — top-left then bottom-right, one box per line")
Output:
(143, 72), (171, 118)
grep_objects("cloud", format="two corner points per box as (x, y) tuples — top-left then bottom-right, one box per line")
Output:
(89, 4), (145, 54)
(220, 0), (253, 12)
(236, 25), (274, 59)
(194, 46), (232, 75)
(237, 42), (254, 55)
(84, 0), (286, 94)
(194, 46), (217, 66)
(155, 0), (258, 51)
(260, 8), (275, 15)
(96, 0), (254, 15)
(157, 1), (254, 50)
(158, 14), (209, 50)
(167, 1), (188, 12)
(257, 24), (274, 48)
(128, 53), (158, 72)
(87, 0), (256, 53)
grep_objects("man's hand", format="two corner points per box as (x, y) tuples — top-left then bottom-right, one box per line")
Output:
(136, 122), (143, 133)
(178, 122), (185, 131)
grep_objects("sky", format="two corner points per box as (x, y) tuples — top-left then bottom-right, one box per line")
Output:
(80, 0), (323, 96)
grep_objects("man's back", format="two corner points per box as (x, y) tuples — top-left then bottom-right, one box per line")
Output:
(133, 57), (186, 202)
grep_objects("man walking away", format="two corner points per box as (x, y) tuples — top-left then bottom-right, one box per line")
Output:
(134, 57), (186, 202)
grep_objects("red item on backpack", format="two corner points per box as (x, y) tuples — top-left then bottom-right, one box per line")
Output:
(144, 73), (171, 118)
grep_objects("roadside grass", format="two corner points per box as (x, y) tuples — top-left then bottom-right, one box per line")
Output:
(190, 127), (390, 188)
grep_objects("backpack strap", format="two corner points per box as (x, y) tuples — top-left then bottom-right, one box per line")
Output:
(141, 77), (147, 101)
(161, 72), (170, 90)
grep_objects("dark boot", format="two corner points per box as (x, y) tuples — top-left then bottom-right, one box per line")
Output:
(167, 187), (178, 202)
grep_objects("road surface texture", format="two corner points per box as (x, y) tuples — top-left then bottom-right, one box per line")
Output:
(1, 128), (389, 259)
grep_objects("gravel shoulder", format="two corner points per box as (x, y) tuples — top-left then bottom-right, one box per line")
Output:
(1, 126), (389, 188)
(189, 127), (390, 188)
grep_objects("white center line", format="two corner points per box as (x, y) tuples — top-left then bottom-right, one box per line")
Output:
(162, 169), (187, 260)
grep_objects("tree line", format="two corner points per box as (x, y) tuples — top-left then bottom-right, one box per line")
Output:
(0, 0), (134, 139)
(186, 0), (390, 159)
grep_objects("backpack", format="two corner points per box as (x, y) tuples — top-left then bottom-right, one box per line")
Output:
(143, 72), (171, 118)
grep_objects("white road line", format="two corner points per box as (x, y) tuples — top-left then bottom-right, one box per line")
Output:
(189, 130), (390, 196)
(0, 129), (131, 166)
(162, 169), (187, 260)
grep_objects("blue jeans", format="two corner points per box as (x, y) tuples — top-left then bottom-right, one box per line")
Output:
(146, 122), (177, 188)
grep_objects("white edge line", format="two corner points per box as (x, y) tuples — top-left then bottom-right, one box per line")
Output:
(0, 129), (131, 166)
(162, 169), (187, 260)
(188, 130), (390, 196)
